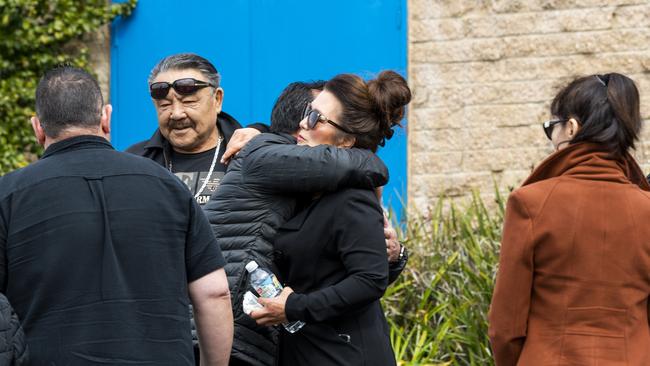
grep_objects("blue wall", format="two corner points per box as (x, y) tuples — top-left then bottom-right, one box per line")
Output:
(111, 0), (407, 216)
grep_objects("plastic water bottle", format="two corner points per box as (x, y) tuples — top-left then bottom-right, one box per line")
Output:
(245, 260), (305, 333)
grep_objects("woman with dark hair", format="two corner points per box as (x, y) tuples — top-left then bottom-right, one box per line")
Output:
(489, 73), (650, 365)
(250, 71), (411, 366)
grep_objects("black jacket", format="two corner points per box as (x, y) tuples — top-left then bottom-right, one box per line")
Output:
(276, 188), (395, 366)
(0, 293), (27, 365)
(203, 133), (391, 366)
(125, 111), (259, 167)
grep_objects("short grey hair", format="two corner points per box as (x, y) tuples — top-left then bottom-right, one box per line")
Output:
(148, 53), (221, 87)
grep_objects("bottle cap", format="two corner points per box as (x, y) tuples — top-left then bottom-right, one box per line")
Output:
(245, 261), (259, 273)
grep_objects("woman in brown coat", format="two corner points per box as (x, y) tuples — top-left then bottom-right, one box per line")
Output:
(489, 73), (650, 366)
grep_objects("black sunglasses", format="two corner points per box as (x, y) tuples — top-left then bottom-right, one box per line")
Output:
(149, 78), (215, 100)
(542, 119), (567, 140)
(302, 105), (354, 134)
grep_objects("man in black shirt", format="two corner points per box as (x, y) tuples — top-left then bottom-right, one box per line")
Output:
(0, 66), (232, 365)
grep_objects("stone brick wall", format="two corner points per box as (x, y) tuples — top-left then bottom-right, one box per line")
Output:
(87, 25), (111, 103)
(408, 0), (650, 214)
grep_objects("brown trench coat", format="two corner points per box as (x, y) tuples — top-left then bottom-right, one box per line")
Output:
(488, 142), (650, 366)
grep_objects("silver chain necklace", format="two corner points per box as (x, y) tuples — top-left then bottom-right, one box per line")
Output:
(169, 137), (223, 199)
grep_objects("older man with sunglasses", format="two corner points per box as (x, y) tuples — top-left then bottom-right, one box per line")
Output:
(127, 53), (269, 364)
(127, 53), (266, 206)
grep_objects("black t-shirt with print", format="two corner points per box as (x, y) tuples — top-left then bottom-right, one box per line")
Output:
(170, 143), (227, 206)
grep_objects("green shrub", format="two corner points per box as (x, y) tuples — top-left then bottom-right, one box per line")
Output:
(0, 0), (136, 174)
(385, 191), (506, 366)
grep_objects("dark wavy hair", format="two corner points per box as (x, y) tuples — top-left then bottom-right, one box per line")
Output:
(325, 71), (411, 152)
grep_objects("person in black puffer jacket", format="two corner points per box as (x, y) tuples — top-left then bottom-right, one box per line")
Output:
(204, 81), (407, 366)
(0, 293), (28, 366)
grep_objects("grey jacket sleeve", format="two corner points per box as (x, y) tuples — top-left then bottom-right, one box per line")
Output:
(241, 134), (388, 194)
(0, 294), (28, 365)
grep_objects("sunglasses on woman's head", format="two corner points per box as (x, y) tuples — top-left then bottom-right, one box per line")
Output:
(542, 119), (567, 140)
(149, 78), (215, 100)
(302, 105), (354, 134)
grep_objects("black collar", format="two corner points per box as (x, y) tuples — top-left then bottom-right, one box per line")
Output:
(41, 135), (113, 159)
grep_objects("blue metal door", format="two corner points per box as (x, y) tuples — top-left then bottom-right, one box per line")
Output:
(111, 0), (407, 215)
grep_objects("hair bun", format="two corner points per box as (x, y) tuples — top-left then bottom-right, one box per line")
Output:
(323, 71), (411, 151)
(367, 71), (412, 140)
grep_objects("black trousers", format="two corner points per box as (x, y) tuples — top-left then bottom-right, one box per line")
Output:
(229, 357), (256, 366)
